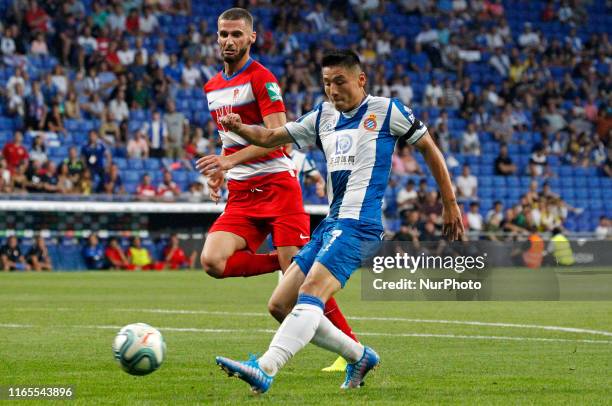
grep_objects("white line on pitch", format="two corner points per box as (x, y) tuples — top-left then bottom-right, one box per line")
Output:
(114, 308), (612, 338)
(1, 323), (611, 345)
(12, 306), (612, 338)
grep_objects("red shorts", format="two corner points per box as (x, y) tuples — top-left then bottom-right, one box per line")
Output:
(209, 171), (310, 252)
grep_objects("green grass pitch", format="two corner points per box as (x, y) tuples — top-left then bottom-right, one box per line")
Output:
(1, 271), (610, 405)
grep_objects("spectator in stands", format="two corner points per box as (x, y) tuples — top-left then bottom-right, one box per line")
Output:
(441, 79), (463, 109)
(117, 39), (134, 66)
(422, 191), (443, 217)
(6, 67), (26, 99)
(184, 127), (210, 160)
(424, 78), (443, 107)
(109, 90), (129, 124)
(125, 7), (139, 35)
(156, 169), (180, 200)
(97, 61), (118, 99)
(40, 161), (60, 193)
(163, 100), (188, 160)
(1, 235), (30, 271)
(0, 158), (12, 192)
(25, 1), (50, 34)
(456, 164), (478, 201)
(51, 65), (68, 97)
(485, 201), (504, 236)
(12, 162), (28, 193)
(81, 92), (105, 120)
(495, 143), (517, 175)
(83, 234), (106, 270)
(396, 179), (418, 218)
(30, 31), (48, 56)
(390, 76), (414, 106)
(3, 131), (29, 171)
(107, 4), (127, 35)
(81, 130), (110, 180)
(29, 135), (47, 165)
(461, 122), (481, 156)
(99, 109), (121, 146)
(40, 72), (57, 105)
(128, 236), (162, 270)
(489, 46), (510, 77)
(56, 162), (76, 194)
(127, 129), (149, 159)
(1, 25), (23, 67)
(543, 101), (568, 135)
(63, 146), (84, 180)
(184, 181), (208, 202)
(528, 143), (549, 177)
(27, 236), (52, 271)
(518, 22), (540, 49)
(163, 234), (195, 270)
(136, 173), (156, 200)
(41, 103), (65, 135)
(141, 110), (167, 158)
(181, 58), (202, 88)
(26, 80), (46, 129)
(152, 40), (169, 68)
(101, 163), (124, 194)
(595, 216), (610, 240)
(139, 5), (159, 36)
(76, 168), (93, 195)
(127, 79), (151, 109)
(8, 82), (26, 118)
(105, 237), (134, 270)
(392, 145), (423, 175)
(64, 91), (81, 120)
(467, 202), (484, 233)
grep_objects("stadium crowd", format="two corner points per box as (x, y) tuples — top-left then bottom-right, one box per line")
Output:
(0, 0), (610, 243)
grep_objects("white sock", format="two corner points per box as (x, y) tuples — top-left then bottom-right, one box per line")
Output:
(310, 315), (364, 363)
(258, 301), (323, 376)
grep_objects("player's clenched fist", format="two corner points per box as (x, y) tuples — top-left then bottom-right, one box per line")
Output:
(220, 113), (242, 131)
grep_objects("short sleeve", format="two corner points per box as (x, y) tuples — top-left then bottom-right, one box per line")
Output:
(251, 67), (286, 117)
(389, 98), (428, 144)
(284, 106), (320, 149)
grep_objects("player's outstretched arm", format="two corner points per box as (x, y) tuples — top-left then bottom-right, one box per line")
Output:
(195, 112), (286, 175)
(414, 131), (465, 241)
(221, 113), (292, 147)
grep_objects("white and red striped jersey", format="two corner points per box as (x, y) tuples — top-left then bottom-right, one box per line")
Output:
(204, 59), (295, 181)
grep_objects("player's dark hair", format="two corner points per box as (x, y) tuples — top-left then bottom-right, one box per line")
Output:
(218, 8), (254, 30)
(321, 49), (362, 70)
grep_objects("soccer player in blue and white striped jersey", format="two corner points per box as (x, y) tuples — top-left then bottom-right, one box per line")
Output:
(212, 49), (464, 393)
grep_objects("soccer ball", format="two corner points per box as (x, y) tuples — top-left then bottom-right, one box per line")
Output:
(112, 323), (166, 376)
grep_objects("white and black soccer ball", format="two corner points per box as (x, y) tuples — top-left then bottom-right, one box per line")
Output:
(112, 323), (166, 376)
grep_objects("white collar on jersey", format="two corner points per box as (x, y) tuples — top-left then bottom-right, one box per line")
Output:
(339, 94), (371, 118)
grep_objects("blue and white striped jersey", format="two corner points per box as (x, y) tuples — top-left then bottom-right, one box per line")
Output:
(285, 95), (427, 226)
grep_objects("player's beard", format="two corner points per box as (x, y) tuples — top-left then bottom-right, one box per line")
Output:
(222, 45), (249, 64)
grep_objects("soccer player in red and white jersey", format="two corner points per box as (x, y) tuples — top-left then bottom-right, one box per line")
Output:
(196, 8), (356, 371)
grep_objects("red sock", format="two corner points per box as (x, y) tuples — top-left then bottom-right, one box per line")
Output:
(222, 250), (280, 278)
(324, 297), (358, 342)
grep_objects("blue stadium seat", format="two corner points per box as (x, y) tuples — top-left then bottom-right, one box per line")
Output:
(114, 158), (127, 170)
(172, 171), (188, 183)
(493, 177), (506, 188)
(128, 159), (144, 170)
(123, 171), (141, 183)
(144, 159), (161, 171)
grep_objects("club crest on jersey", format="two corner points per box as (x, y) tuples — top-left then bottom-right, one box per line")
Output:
(363, 114), (377, 131)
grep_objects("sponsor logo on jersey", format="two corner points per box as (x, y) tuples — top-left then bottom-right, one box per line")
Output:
(265, 82), (283, 102)
(363, 114), (377, 131)
(335, 134), (353, 154)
